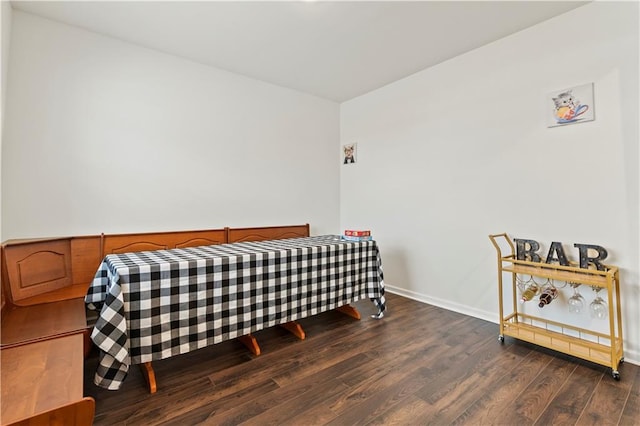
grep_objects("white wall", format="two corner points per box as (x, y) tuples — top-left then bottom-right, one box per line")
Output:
(341, 2), (639, 363)
(1, 1), (12, 241)
(2, 11), (340, 240)
(1, 1), (10, 131)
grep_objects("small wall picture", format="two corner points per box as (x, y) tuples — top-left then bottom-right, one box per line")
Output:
(548, 83), (595, 127)
(343, 143), (357, 164)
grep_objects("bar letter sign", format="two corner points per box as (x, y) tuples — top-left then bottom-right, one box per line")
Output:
(514, 238), (608, 271)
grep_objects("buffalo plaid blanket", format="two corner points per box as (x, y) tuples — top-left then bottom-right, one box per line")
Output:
(86, 235), (386, 390)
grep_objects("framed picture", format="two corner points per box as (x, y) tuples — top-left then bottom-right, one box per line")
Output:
(343, 143), (357, 165)
(547, 83), (595, 127)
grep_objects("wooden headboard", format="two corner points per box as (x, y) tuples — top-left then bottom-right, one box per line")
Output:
(227, 224), (310, 243)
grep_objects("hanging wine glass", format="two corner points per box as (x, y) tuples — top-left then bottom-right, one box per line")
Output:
(516, 274), (529, 294)
(567, 282), (586, 314)
(589, 286), (608, 319)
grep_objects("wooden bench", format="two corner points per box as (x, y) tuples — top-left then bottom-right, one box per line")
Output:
(227, 224), (310, 243)
(0, 240), (94, 425)
(1, 226), (309, 312)
(1, 298), (87, 348)
(1, 237), (96, 354)
(0, 224), (314, 399)
(0, 334), (93, 426)
(4, 397), (95, 426)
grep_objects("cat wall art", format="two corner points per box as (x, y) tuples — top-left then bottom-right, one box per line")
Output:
(548, 83), (595, 127)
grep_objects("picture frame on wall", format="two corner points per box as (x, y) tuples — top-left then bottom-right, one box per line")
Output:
(547, 82), (595, 127)
(343, 143), (357, 164)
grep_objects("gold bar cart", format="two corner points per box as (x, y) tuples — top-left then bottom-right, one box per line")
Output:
(489, 233), (624, 380)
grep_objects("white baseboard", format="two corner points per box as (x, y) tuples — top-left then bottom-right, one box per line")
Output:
(384, 284), (497, 324)
(384, 284), (639, 367)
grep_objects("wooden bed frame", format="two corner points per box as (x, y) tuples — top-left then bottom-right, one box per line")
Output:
(0, 224), (318, 404)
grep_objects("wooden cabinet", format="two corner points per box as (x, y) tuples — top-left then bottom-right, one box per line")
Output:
(489, 233), (624, 379)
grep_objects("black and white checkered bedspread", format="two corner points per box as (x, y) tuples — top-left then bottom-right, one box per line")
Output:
(85, 235), (385, 390)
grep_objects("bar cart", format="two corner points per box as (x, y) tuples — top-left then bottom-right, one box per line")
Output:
(489, 233), (624, 380)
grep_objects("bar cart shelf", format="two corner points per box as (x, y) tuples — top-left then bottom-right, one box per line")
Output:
(489, 233), (624, 380)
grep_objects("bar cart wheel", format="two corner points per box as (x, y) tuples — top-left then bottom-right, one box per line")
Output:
(612, 370), (620, 381)
(498, 335), (504, 343)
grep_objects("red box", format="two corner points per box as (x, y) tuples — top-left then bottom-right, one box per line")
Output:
(344, 230), (371, 237)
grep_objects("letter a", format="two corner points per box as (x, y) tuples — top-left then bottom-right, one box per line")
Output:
(545, 241), (569, 266)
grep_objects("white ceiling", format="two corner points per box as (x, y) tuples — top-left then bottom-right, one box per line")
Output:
(10, 1), (589, 102)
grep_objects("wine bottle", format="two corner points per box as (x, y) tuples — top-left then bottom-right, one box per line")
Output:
(538, 287), (558, 308)
(520, 283), (538, 303)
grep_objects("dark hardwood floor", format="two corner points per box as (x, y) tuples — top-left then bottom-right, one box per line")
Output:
(84, 293), (639, 425)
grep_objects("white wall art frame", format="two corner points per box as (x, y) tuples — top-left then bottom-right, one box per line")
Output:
(343, 143), (357, 165)
(548, 82), (595, 127)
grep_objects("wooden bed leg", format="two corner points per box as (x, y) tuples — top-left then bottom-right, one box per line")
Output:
(336, 304), (361, 320)
(280, 321), (306, 340)
(139, 362), (157, 394)
(237, 334), (261, 356)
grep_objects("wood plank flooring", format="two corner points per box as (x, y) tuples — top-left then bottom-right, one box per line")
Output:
(84, 293), (639, 425)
